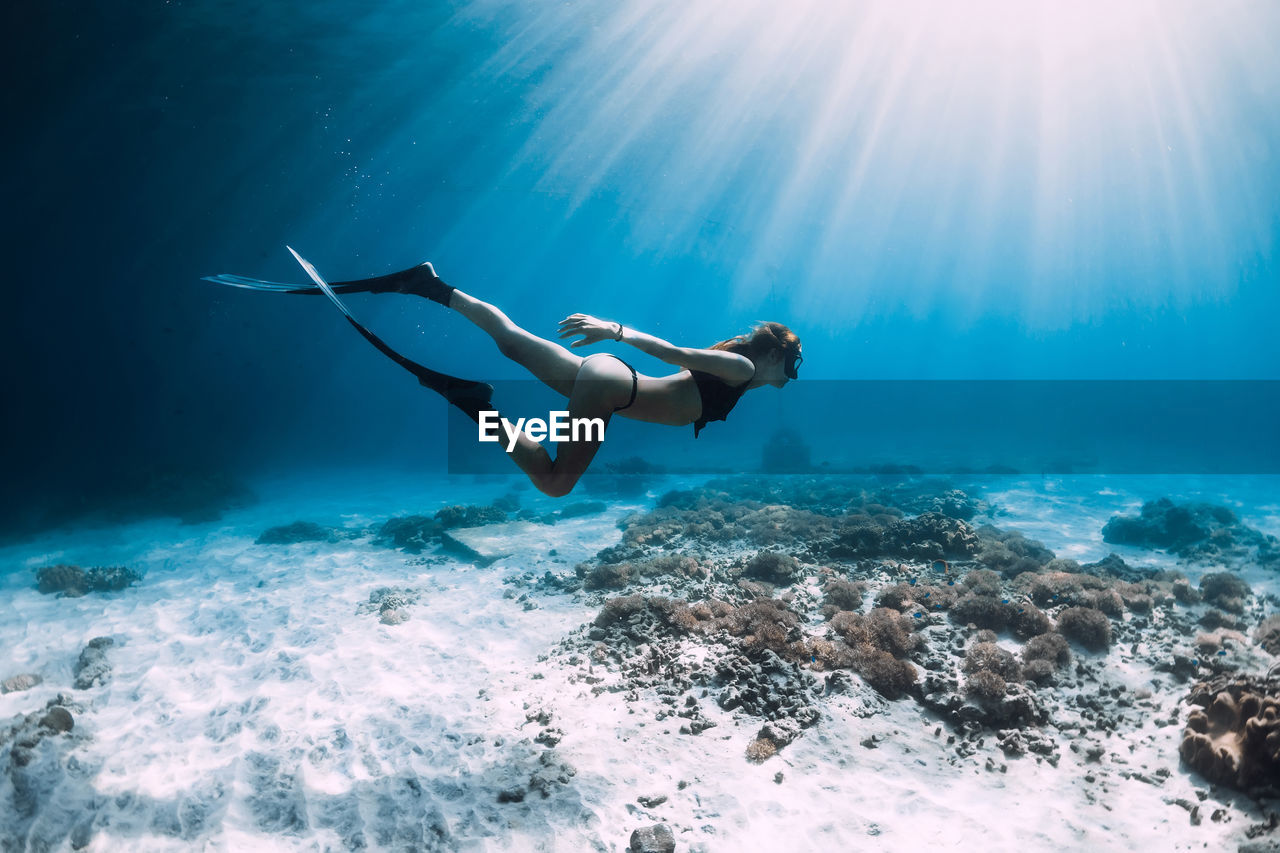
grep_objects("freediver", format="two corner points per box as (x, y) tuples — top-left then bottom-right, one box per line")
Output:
(204, 253), (802, 497)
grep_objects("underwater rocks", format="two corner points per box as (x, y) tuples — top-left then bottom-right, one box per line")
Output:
(373, 515), (444, 553)
(372, 502), (519, 554)
(434, 504), (509, 529)
(629, 823), (676, 853)
(1, 694), (91, 848)
(975, 526), (1055, 577)
(1256, 617), (1280, 656)
(1055, 607), (1113, 653)
(581, 554), (707, 591)
(35, 564), (142, 597)
(1181, 674), (1280, 799)
(553, 500), (607, 520)
(1200, 572), (1252, 614)
(1103, 497), (1280, 565)
(256, 521), (343, 545)
(1, 674), (43, 694)
(73, 637), (116, 690)
(618, 479), (988, 558)
(743, 550), (801, 585)
(357, 587), (421, 625)
(578, 594), (820, 756)
(668, 476), (990, 521)
(819, 512), (981, 562)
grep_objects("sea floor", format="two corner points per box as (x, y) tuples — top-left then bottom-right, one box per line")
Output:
(2, 472), (1278, 852)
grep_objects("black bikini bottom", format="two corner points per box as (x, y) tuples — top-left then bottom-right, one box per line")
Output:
(603, 354), (638, 412)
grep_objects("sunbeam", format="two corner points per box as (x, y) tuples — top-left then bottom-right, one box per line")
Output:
(439, 0), (1278, 331)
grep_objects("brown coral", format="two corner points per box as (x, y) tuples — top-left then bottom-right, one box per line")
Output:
(1180, 677), (1280, 797)
(1056, 607), (1112, 652)
(966, 669), (1007, 703)
(964, 642), (1021, 680)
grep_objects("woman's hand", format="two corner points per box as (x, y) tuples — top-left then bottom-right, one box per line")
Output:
(557, 313), (621, 348)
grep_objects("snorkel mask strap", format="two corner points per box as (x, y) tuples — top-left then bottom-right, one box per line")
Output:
(784, 344), (802, 379)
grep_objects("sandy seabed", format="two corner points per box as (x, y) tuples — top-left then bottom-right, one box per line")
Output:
(2, 471), (1279, 852)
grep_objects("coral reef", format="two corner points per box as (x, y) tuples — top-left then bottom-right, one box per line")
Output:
(372, 515), (443, 553)
(1055, 607), (1113, 652)
(743, 550), (801, 586)
(629, 823), (676, 853)
(554, 477), (1278, 791)
(35, 565), (142, 597)
(1181, 675), (1280, 798)
(821, 577), (866, 614)
(73, 637), (116, 690)
(1103, 498), (1280, 565)
(356, 588), (421, 625)
(1200, 572), (1252, 614)
(556, 500), (607, 520)
(434, 504), (509, 529)
(580, 553), (707, 591)
(976, 527), (1055, 577)
(256, 521), (340, 545)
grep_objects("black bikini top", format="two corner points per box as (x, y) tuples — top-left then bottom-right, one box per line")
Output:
(690, 369), (753, 438)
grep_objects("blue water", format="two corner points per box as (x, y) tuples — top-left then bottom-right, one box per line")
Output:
(4, 1), (1278, 529)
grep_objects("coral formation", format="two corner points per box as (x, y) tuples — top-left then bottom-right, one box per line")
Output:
(73, 637), (116, 690)
(1022, 633), (1072, 669)
(964, 642), (1021, 681)
(356, 587), (421, 625)
(372, 515), (442, 553)
(35, 565), (141, 596)
(256, 521), (340, 545)
(821, 577), (866, 614)
(1055, 607), (1112, 652)
(558, 475), (1275, 780)
(1200, 572), (1252, 614)
(976, 527), (1055, 577)
(965, 669), (1007, 703)
(435, 504), (509, 529)
(1181, 675), (1280, 798)
(743, 550), (801, 585)
(1103, 497), (1280, 565)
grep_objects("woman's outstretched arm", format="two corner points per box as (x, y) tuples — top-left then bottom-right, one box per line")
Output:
(558, 314), (753, 382)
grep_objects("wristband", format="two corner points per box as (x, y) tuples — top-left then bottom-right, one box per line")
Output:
(614, 323), (624, 341)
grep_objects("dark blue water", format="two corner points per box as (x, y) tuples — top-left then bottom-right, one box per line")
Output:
(5, 2), (1278, 531)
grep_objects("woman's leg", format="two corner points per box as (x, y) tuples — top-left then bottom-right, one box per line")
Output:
(448, 290), (582, 397)
(502, 355), (633, 496)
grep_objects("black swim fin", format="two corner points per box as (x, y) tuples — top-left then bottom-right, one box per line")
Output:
(203, 260), (455, 305)
(284, 247), (492, 422)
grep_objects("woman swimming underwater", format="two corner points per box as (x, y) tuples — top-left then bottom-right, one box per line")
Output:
(205, 251), (802, 496)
